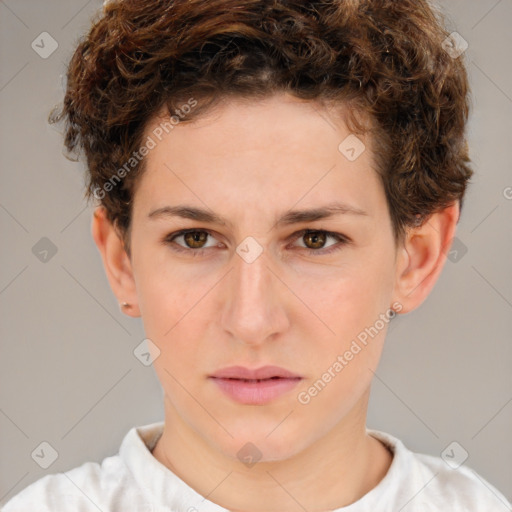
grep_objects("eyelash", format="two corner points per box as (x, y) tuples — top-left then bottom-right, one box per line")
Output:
(163, 228), (350, 257)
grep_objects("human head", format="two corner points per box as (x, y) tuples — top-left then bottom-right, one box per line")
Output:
(51, 0), (471, 473)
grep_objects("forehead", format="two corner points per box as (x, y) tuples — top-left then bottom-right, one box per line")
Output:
(134, 94), (384, 222)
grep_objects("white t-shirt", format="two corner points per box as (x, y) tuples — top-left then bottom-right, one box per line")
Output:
(3, 421), (510, 511)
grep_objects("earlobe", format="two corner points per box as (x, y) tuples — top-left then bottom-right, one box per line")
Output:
(91, 206), (141, 317)
(391, 202), (460, 315)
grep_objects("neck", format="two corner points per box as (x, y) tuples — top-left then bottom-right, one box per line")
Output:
(152, 391), (392, 512)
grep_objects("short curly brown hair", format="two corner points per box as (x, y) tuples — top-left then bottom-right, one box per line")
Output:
(50, 0), (473, 257)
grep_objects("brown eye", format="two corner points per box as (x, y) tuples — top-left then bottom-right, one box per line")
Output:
(164, 229), (218, 255)
(183, 230), (209, 249)
(302, 231), (327, 249)
(292, 229), (350, 255)
(164, 228), (349, 257)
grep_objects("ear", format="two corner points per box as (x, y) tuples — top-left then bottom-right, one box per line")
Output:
(91, 206), (141, 318)
(391, 201), (460, 315)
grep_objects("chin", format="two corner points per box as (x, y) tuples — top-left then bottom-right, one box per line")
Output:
(214, 427), (308, 465)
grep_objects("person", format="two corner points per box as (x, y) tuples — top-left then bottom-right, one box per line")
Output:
(3, 0), (511, 511)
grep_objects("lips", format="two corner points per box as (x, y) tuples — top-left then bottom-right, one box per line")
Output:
(209, 366), (303, 405)
(209, 365), (302, 380)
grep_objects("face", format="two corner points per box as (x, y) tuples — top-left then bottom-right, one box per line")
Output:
(128, 93), (401, 461)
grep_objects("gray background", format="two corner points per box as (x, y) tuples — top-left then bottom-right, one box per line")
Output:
(1, 0), (511, 507)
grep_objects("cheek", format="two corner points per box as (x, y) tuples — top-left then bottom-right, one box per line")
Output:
(133, 248), (199, 331)
(298, 258), (392, 339)
(134, 265), (215, 376)
(293, 255), (393, 393)
(295, 318), (388, 426)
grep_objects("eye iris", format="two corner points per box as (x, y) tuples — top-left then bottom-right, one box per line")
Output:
(304, 231), (326, 249)
(184, 231), (208, 248)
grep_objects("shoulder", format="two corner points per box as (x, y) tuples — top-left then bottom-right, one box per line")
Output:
(2, 455), (129, 512)
(368, 430), (512, 511)
(2, 423), (162, 512)
(413, 451), (511, 510)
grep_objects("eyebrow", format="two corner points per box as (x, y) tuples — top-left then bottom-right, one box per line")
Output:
(148, 201), (369, 228)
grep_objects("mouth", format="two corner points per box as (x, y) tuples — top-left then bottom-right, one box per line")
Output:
(209, 369), (303, 405)
(215, 376), (301, 383)
(210, 376), (302, 384)
(209, 365), (303, 380)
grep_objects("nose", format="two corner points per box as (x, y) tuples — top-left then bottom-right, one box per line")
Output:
(220, 246), (290, 347)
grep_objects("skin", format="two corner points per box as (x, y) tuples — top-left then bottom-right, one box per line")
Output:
(92, 92), (459, 512)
